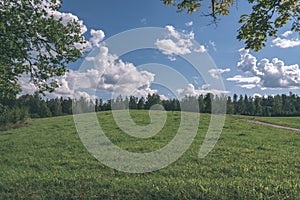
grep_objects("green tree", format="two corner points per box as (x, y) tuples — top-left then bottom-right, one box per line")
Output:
(137, 97), (145, 110)
(254, 96), (263, 116)
(198, 94), (205, 112)
(273, 95), (283, 116)
(226, 96), (234, 114)
(0, 0), (85, 107)
(113, 95), (126, 110)
(145, 94), (161, 109)
(60, 97), (72, 114)
(129, 96), (138, 109)
(233, 93), (238, 114)
(162, 0), (300, 51)
(47, 98), (62, 116)
(172, 98), (180, 111)
(181, 95), (198, 112)
(247, 96), (255, 116)
(237, 95), (246, 114)
(203, 93), (212, 113)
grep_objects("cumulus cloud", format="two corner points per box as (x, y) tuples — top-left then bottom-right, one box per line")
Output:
(209, 68), (230, 79)
(90, 29), (105, 47)
(19, 42), (157, 100)
(237, 48), (262, 75)
(155, 39), (192, 55)
(228, 48), (300, 89)
(155, 25), (206, 59)
(166, 25), (182, 39)
(41, 1), (87, 37)
(272, 31), (300, 48)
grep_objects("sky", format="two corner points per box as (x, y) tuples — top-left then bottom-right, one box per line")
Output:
(20, 0), (300, 100)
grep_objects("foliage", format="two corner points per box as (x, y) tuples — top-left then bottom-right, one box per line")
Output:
(162, 0), (300, 51)
(0, 105), (29, 131)
(0, 112), (299, 199)
(0, 0), (85, 105)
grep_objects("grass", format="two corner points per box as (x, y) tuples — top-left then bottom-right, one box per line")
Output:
(242, 116), (300, 129)
(0, 110), (299, 199)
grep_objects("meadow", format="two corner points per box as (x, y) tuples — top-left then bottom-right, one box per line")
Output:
(0, 110), (299, 199)
(238, 115), (300, 130)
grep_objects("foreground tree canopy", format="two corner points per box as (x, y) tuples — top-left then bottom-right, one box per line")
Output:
(0, 0), (85, 103)
(163, 0), (300, 51)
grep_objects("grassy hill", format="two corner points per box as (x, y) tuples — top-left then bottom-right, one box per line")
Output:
(0, 111), (299, 199)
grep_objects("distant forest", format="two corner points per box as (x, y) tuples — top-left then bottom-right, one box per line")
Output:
(1, 92), (300, 129)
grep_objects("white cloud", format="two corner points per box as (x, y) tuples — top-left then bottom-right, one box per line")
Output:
(16, 1), (98, 63)
(140, 18), (147, 24)
(282, 31), (293, 38)
(167, 56), (177, 61)
(230, 49), (300, 89)
(159, 94), (169, 101)
(19, 32), (158, 100)
(43, 3), (87, 35)
(185, 21), (193, 27)
(166, 25), (182, 39)
(252, 93), (262, 98)
(240, 84), (257, 89)
(39, 0), (107, 52)
(194, 45), (206, 53)
(90, 29), (105, 47)
(272, 38), (300, 48)
(272, 31), (300, 48)
(74, 91), (97, 102)
(209, 40), (217, 52)
(227, 75), (260, 89)
(209, 68), (230, 79)
(16, 3), (157, 100)
(155, 39), (192, 55)
(237, 48), (262, 75)
(227, 75), (260, 84)
(17, 74), (37, 97)
(155, 25), (206, 57)
(30, 0), (104, 53)
(177, 84), (229, 97)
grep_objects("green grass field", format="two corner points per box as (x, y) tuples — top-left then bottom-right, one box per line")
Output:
(240, 116), (300, 129)
(0, 111), (299, 199)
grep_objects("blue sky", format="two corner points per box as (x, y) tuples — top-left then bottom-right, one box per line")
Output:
(32, 0), (300, 99)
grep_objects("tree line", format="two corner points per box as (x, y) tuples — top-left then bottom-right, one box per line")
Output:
(1, 92), (300, 130)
